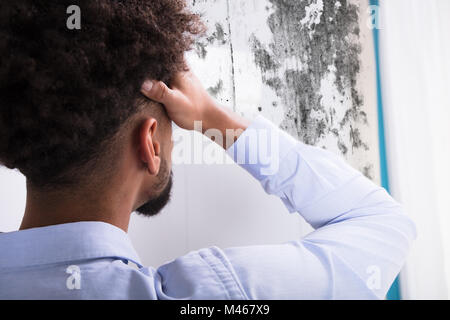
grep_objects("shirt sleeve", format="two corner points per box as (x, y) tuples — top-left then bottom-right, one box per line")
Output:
(220, 115), (417, 299)
(155, 115), (416, 300)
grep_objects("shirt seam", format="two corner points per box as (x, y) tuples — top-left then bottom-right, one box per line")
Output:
(198, 249), (247, 300)
(196, 251), (231, 299)
(208, 247), (250, 300)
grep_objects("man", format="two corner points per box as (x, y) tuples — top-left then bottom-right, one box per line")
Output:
(0, 0), (415, 299)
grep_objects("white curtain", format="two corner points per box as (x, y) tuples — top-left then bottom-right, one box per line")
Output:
(379, 0), (450, 299)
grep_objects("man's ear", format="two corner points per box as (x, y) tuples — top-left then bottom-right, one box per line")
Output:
(139, 118), (161, 175)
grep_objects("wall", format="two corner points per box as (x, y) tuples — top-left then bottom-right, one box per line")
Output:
(0, 0), (380, 270)
(188, 0), (379, 177)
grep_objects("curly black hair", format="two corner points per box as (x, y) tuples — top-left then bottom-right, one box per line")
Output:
(0, 0), (205, 189)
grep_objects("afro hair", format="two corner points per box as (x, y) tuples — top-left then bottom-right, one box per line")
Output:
(0, 0), (205, 188)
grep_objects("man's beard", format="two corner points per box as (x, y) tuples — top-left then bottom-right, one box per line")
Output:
(135, 160), (173, 217)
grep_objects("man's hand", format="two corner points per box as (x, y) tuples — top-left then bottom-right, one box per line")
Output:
(140, 71), (249, 149)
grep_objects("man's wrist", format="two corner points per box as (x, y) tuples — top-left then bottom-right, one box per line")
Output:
(202, 103), (250, 149)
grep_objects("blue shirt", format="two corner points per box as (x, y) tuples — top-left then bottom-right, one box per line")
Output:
(0, 116), (416, 299)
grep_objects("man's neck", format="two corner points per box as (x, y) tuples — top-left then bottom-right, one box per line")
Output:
(20, 186), (134, 232)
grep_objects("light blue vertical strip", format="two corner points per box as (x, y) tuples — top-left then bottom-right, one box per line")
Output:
(369, 0), (401, 300)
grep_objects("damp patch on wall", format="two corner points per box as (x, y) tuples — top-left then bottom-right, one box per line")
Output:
(188, 0), (380, 181)
(250, 0), (369, 149)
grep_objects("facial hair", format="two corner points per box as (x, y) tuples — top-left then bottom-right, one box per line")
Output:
(135, 161), (173, 217)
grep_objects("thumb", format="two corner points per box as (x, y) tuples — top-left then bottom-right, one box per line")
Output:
(140, 80), (173, 105)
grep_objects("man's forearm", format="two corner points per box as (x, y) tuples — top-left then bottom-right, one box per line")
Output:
(202, 104), (250, 150)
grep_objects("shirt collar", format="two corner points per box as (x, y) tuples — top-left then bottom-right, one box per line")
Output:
(0, 221), (142, 269)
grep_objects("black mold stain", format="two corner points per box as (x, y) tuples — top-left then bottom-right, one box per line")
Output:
(194, 41), (208, 59)
(194, 22), (228, 59)
(250, 36), (280, 71)
(250, 0), (368, 154)
(362, 164), (374, 180)
(349, 125), (369, 151)
(207, 79), (224, 97)
(207, 23), (227, 45)
(338, 141), (348, 155)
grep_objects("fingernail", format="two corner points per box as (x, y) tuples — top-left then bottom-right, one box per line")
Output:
(142, 80), (153, 92)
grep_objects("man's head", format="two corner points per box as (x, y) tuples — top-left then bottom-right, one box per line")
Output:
(0, 0), (205, 217)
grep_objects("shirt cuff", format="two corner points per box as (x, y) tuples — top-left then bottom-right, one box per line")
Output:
(226, 115), (298, 181)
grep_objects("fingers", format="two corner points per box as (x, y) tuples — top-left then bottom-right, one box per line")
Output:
(141, 80), (173, 104)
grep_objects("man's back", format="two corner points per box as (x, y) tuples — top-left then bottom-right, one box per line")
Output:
(0, 222), (247, 299)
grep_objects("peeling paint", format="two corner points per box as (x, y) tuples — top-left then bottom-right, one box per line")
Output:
(300, 0), (324, 38)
